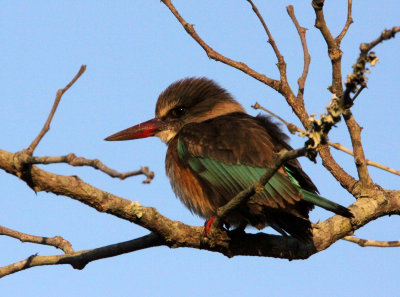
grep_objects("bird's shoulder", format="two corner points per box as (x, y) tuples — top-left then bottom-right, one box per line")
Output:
(175, 112), (288, 166)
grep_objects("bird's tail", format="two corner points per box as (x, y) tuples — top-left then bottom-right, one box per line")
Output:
(299, 189), (353, 218)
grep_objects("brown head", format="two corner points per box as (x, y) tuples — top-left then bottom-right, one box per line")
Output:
(105, 77), (245, 143)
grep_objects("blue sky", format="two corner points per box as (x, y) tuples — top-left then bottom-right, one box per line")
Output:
(1, 1), (399, 296)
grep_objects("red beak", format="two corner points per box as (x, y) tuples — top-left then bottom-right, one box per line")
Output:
(104, 118), (165, 141)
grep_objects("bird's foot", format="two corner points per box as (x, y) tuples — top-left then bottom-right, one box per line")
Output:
(228, 223), (247, 237)
(202, 216), (216, 237)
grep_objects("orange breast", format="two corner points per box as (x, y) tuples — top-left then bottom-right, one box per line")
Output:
(165, 138), (220, 218)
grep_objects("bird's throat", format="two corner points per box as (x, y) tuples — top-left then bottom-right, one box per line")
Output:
(156, 129), (177, 144)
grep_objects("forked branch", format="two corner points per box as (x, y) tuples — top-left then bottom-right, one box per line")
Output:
(286, 5), (311, 100)
(336, 0), (353, 43)
(341, 27), (400, 188)
(252, 102), (400, 177)
(160, 0), (281, 91)
(0, 233), (163, 278)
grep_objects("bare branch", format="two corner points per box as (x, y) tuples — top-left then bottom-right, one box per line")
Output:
(344, 27), (400, 102)
(252, 101), (357, 192)
(336, 0), (353, 43)
(31, 154), (154, 183)
(0, 225), (74, 254)
(351, 85), (365, 103)
(2, 148), (400, 261)
(312, 9), (399, 191)
(0, 233), (163, 278)
(160, 0), (280, 91)
(26, 65), (87, 155)
(343, 236), (400, 247)
(252, 102), (299, 135)
(329, 142), (400, 177)
(286, 5), (311, 100)
(252, 103), (400, 177)
(360, 27), (400, 53)
(247, 0), (287, 81)
(341, 28), (400, 188)
(312, 0), (343, 95)
(213, 147), (306, 228)
(343, 114), (372, 188)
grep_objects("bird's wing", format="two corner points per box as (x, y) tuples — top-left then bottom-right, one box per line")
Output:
(176, 113), (305, 211)
(176, 113), (352, 218)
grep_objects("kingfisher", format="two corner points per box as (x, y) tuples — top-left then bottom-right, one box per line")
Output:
(105, 77), (352, 241)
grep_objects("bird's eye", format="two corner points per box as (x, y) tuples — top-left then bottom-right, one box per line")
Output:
(170, 106), (186, 118)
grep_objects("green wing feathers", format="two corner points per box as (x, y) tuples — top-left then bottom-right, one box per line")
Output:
(178, 138), (301, 209)
(178, 138), (353, 218)
(285, 166), (353, 218)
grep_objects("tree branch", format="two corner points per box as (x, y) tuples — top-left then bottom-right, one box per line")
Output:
(252, 99), (357, 192)
(247, 0), (287, 82)
(329, 142), (400, 177)
(341, 27), (400, 189)
(0, 233), (163, 278)
(344, 27), (400, 102)
(160, 0), (280, 91)
(26, 65), (86, 155)
(0, 225), (74, 254)
(336, 0), (353, 43)
(31, 154), (154, 183)
(343, 112), (373, 189)
(286, 5), (311, 100)
(343, 236), (400, 247)
(1, 147), (400, 263)
(252, 102), (400, 177)
(360, 27), (400, 53)
(312, 0), (343, 95)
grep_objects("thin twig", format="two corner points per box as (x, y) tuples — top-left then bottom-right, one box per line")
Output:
(213, 148), (306, 227)
(360, 27), (400, 53)
(26, 65), (87, 155)
(160, 0), (281, 92)
(0, 233), (163, 278)
(336, 0), (353, 43)
(31, 154), (155, 183)
(252, 102), (300, 135)
(330, 142), (400, 177)
(344, 27), (400, 103)
(0, 225), (74, 254)
(351, 85), (365, 103)
(286, 5), (311, 100)
(247, 0), (287, 79)
(252, 102), (400, 177)
(343, 236), (400, 247)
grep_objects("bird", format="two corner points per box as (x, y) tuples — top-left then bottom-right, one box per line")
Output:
(105, 77), (353, 241)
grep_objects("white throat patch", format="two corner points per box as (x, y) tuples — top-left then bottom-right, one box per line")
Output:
(155, 129), (177, 144)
